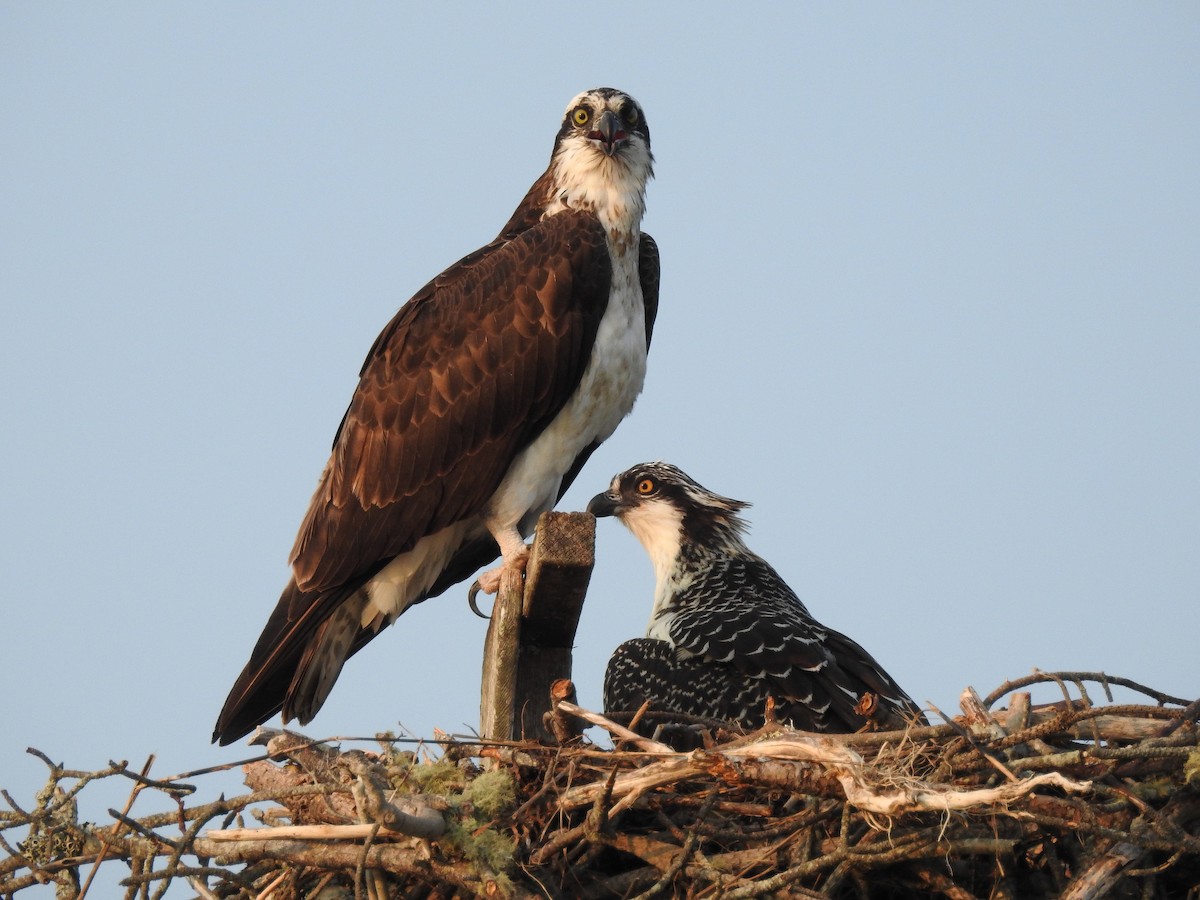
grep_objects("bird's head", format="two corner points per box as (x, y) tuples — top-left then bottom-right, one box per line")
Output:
(546, 88), (653, 231)
(588, 462), (751, 569)
(555, 88), (651, 162)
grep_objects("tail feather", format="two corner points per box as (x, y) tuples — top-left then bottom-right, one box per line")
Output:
(213, 532), (503, 746)
(820, 627), (926, 728)
(213, 579), (362, 745)
(284, 596), (364, 725)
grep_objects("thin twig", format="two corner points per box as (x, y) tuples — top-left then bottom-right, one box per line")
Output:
(78, 754), (156, 900)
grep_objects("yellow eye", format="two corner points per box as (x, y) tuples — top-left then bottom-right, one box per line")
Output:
(623, 103), (638, 125)
(572, 107), (590, 127)
(636, 477), (656, 495)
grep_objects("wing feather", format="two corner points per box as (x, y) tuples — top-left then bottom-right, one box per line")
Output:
(666, 556), (920, 730)
(289, 211), (612, 594)
(638, 234), (660, 348)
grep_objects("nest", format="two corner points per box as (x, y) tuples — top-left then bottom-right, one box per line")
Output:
(3, 671), (1199, 899)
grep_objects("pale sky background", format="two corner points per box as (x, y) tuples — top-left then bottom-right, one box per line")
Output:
(3, 5), (1198, 895)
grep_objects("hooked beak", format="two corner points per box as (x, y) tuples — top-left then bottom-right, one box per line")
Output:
(587, 490), (622, 518)
(591, 109), (627, 157)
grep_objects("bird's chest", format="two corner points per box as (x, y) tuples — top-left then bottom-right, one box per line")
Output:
(646, 569), (695, 649)
(484, 240), (646, 529)
(525, 240), (648, 456)
(569, 246), (648, 433)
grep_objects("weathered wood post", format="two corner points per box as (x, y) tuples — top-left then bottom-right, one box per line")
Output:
(480, 511), (595, 742)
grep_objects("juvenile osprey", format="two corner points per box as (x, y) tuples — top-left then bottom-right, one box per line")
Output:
(588, 463), (923, 734)
(214, 88), (658, 745)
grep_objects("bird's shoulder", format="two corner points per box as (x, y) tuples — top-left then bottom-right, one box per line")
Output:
(355, 210), (613, 379)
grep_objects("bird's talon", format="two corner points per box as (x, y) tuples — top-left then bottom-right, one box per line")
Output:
(467, 581), (492, 619)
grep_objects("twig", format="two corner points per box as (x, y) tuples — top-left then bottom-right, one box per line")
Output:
(983, 672), (1191, 709)
(3, 679), (1199, 898)
(205, 825), (410, 842)
(554, 700), (674, 753)
(78, 754), (155, 900)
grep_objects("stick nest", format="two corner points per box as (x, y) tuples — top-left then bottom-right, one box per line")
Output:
(3, 671), (1199, 899)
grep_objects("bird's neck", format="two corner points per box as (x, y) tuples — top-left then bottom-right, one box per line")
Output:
(648, 525), (751, 624)
(544, 149), (649, 250)
(624, 505), (685, 587)
(682, 518), (752, 564)
(496, 160), (647, 253)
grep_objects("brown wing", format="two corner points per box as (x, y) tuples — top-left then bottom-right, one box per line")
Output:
(213, 211), (614, 744)
(290, 210), (613, 594)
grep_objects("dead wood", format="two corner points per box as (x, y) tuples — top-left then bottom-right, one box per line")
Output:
(3, 671), (1199, 898)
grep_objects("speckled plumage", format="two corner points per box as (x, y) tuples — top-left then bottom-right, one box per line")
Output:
(214, 89), (658, 745)
(589, 463), (924, 735)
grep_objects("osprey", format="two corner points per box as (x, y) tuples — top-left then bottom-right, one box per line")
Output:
(214, 88), (658, 745)
(588, 463), (923, 734)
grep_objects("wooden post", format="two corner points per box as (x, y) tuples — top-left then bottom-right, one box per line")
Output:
(478, 562), (525, 743)
(479, 511), (595, 742)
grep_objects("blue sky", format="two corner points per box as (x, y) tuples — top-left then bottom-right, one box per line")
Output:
(3, 5), (1198, 892)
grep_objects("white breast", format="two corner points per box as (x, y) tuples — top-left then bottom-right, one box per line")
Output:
(485, 238), (647, 532)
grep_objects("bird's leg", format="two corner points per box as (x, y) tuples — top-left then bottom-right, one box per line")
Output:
(468, 526), (530, 613)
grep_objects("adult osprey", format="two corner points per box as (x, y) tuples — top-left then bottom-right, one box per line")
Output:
(588, 463), (923, 735)
(214, 88), (658, 745)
